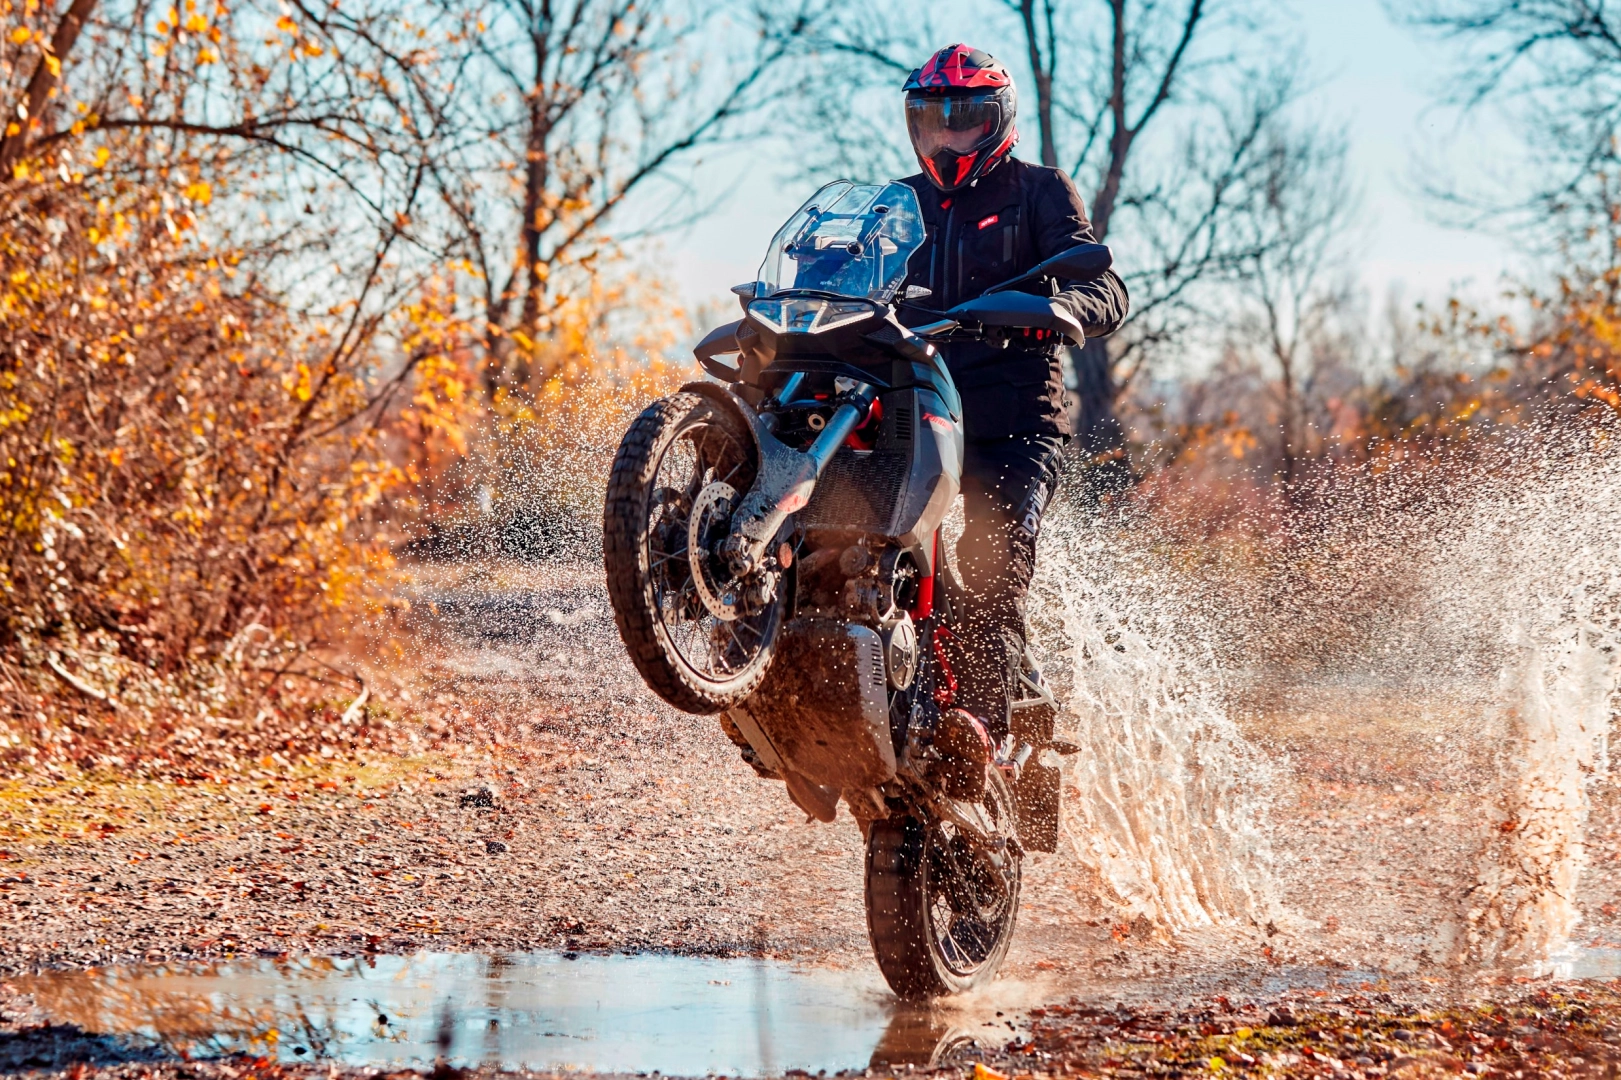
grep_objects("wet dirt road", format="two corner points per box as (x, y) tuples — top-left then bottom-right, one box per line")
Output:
(7, 558), (1621, 984)
(6, 558), (1621, 1078)
(0, 559), (1124, 983)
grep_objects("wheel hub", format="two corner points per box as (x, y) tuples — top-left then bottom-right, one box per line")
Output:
(688, 481), (743, 621)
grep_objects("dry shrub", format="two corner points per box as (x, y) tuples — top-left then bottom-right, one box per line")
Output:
(0, 151), (397, 774)
(392, 268), (696, 562)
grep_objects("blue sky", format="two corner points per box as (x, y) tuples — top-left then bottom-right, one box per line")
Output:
(660, 0), (1523, 320)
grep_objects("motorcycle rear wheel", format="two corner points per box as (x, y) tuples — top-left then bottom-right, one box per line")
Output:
(603, 392), (782, 714)
(864, 768), (1022, 997)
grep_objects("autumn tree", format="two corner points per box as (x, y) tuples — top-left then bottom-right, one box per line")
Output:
(1225, 119), (1358, 485)
(0, 0), (486, 745)
(372, 0), (834, 401)
(1393, 0), (1621, 419)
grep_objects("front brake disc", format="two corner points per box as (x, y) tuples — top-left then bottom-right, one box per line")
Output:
(687, 481), (741, 621)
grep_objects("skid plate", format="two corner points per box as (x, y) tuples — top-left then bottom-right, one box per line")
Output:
(735, 617), (895, 791)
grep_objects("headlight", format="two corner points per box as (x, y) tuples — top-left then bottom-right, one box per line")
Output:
(748, 298), (876, 334)
(816, 300), (878, 332)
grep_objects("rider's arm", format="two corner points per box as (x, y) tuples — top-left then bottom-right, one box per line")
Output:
(1031, 169), (1130, 338)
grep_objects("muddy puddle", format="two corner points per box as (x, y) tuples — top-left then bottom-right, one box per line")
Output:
(15, 951), (1033, 1075)
(21, 945), (1621, 1076)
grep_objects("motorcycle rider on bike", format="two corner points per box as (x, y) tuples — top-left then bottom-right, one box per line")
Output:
(897, 45), (1130, 793)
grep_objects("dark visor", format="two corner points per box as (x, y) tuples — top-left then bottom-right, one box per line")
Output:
(905, 94), (1002, 158)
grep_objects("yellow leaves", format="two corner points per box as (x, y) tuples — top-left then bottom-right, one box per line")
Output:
(1222, 427), (1258, 460)
(93, 147), (109, 169)
(288, 362), (313, 402)
(183, 180), (212, 205)
(10, 162), (25, 181)
(107, 447), (122, 467)
(302, 39), (323, 57)
(43, 53), (58, 77)
(9, 26), (30, 43)
(275, 14), (296, 33)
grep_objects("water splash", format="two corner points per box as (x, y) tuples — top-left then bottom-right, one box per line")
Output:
(1028, 424), (1621, 967)
(1434, 445), (1621, 965)
(1462, 622), (1616, 963)
(1031, 512), (1283, 937)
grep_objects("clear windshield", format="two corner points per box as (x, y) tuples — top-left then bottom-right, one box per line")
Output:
(755, 181), (925, 303)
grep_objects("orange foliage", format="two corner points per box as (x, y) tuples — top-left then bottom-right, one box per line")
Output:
(387, 266), (695, 551)
(0, 151), (393, 699)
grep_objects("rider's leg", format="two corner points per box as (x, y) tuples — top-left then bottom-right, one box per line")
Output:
(952, 434), (1064, 743)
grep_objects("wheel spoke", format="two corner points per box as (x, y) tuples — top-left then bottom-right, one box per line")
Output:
(649, 546), (686, 568)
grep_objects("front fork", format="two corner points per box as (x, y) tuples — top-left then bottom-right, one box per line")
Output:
(720, 377), (877, 576)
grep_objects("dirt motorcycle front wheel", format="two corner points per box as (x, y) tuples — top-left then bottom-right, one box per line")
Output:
(864, 768), (1022, 997)
(603, 392), (783, 714)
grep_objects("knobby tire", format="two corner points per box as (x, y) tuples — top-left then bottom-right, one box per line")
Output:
(603, 392), (774, 714)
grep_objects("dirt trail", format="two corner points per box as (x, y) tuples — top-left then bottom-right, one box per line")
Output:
(8, 559), (1621, 1079)
(6, 559), (1620, 983)
(0, 559), (1122, 984)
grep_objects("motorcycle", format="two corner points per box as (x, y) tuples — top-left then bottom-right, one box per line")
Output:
(603, 179), (1110, 996)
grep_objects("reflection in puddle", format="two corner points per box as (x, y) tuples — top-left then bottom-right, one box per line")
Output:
(1533, 946), (1621, 980)
(17, 952), (1004, 1075)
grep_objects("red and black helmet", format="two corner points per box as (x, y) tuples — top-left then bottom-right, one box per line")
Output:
(903, 44), (1018, 192)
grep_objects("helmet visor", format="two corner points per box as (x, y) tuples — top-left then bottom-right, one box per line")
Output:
(906, 93), (1003, 158)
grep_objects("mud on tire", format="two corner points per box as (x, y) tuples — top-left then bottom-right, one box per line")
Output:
(603, 392), (780, 714)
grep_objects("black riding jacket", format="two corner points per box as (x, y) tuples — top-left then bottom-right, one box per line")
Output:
(901, 158), (1129, 441)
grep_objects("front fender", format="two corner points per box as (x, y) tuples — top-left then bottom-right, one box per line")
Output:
(680, 380), (761, 459)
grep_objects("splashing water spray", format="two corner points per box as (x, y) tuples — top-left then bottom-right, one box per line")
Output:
(1029, 423), (1621, 971)
(1440, 444), (1621, 966)
(1032, 514), (1283, 938)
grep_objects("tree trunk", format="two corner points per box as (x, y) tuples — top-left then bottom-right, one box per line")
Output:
(1276, 346), (1298, 487)
(1018, 0), (1058, 168)
(514, 96), (551, 392)
(1088, 0), (1131, 242)
(0, 0), (99, 176)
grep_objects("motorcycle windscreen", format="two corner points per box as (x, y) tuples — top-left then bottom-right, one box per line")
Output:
(754, 180), (925, 303)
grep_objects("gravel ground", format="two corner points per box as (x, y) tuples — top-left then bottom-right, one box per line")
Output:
(4, 559), (1621, 1078)
(0, 561), (1123, 976)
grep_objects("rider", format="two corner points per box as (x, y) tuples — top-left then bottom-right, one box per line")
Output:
(897, 44), (1129, 791)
